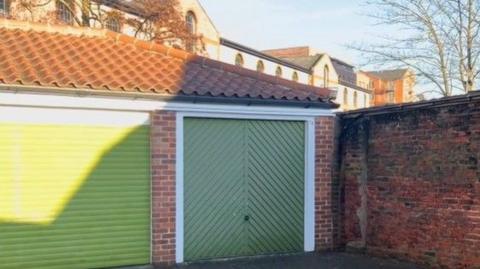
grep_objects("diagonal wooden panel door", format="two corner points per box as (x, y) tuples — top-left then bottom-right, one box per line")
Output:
(184, 118), (305, 261)
(184, 118), (248, 261)
(246, 120), (305, 255)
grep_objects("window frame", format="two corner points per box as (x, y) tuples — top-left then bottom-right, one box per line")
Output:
(56, 0), (75, 25)
(105, 17), (121, 33)
(0, 0), (7, 15)
(292, 71), (299, 82)
(185, 11), (197, 53)
(323, 65), (329, 87)
(353, 91), (358, 108)
(275, 66), (283, 77)
(234, 53), (244, 67)
(256, 60), (265, 73)
(186, 11), (197, 35)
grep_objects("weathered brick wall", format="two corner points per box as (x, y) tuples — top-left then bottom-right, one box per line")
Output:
(340, 102), (480, 268)
(151, 111), (176, 267)
(315, 116), (338, 250)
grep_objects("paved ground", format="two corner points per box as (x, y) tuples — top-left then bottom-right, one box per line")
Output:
(176, 252), (423, 269)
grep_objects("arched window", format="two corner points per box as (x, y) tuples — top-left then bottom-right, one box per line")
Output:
(185, 11), (197, 52)
(235, 53), (244, 67)
(106, 17), (121, 32)
(292, 72), (299, 82)
(256, 60), (265, 73)
(275, 66), (283, 77)
(343, 88), (348, 105)
(57, 0), (74, 25)
(323, 65), (329, 87)
(186, 11), (197, 34)
(353, 91), (358, 108)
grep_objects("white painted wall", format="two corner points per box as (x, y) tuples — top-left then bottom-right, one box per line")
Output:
(336, 85), (372, 110)
(219, 45), (310, 84)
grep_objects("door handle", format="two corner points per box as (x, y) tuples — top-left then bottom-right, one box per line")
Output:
(244, 215), (250, 221)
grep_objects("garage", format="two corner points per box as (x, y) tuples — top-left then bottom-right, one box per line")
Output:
(0, 22), (338, 267)
(0, 107), (151, 269)
(182, 117), (308, 261)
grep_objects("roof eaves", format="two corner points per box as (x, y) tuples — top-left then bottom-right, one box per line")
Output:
(0, 84), (338, 109)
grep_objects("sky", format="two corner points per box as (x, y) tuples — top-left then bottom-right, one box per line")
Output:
(198, 0), (376, 66)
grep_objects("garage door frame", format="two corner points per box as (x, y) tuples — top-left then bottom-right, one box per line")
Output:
(175, 112), (316, 263)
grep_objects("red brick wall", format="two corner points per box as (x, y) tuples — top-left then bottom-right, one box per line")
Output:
(340, 103), (480, 268)
(150, 113), (337, 265)
(262, 46), (311, 58)
(315, 116), (337, 250)
(151, 111), (176, 267)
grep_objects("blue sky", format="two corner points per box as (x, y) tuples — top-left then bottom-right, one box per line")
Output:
(199, 0), (374, 66)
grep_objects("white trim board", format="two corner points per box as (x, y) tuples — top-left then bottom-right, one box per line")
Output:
(175, 112), (316, 263)
(0, 91), (335, 117)
(0, 106), (150, 126)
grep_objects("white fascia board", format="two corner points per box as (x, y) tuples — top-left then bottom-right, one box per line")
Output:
(0, 90), (335, 118)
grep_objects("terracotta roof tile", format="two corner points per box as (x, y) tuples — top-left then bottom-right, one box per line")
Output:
(0, 19), (337, 108)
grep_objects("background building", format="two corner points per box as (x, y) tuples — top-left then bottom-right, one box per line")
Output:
(263, 46), (372, 110)
(366, 69), (417, 106)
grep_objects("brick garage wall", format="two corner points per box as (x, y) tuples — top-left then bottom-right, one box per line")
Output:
(340, 101), (480, 268)
(314, 116), (339, 250)
(151, 111), (176, 267)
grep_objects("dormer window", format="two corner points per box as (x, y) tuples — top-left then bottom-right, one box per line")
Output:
(57, 0), (74, 25)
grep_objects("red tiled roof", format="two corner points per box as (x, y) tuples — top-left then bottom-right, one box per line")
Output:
(0, 19), (337, 108)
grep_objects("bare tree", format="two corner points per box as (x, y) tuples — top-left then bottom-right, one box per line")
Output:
(10, 0), (202, 51)
(351, 0), (480, 96)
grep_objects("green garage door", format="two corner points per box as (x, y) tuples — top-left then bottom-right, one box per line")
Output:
(0, 112), (151, 268)
(184, 118), (305, 261)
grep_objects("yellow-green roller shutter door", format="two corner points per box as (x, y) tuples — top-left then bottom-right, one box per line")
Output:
(0, 108), (151, 269)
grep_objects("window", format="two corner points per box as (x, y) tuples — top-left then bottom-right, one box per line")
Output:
(235, 53), (244, 67)
(364, 94), (368, 107)
(353, 91), (358, 108)
(256, 60), (265, 73)
(275, 66), (283, 77)
(185, 11), (197, 52)
(387, 91), (395, 103)
(292, 72), (299, 82)
(106, 17), (121, 32)
(0, 0), (7, 16)
(323, 65), (329, 87)
(343, 88), (348, 105)
(57, 0), (74, 25)
(186, 11), (197, 34)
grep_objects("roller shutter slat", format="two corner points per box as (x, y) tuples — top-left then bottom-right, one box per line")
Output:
(0, 122), (151, 269)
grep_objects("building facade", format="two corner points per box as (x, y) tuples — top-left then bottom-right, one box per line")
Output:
(366, 69), (417, 106)
(263, 46), (373, 110)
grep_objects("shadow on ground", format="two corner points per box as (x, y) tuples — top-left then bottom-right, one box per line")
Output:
(175, 252), (422, 269)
